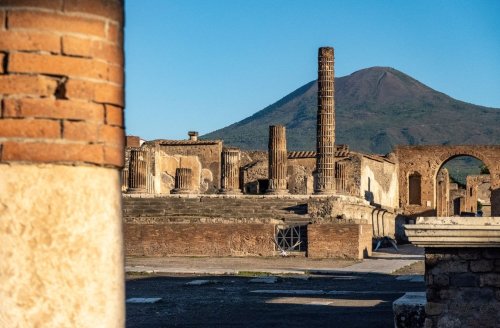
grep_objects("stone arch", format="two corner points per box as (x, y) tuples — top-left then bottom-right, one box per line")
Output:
(395, 145), (500, 216)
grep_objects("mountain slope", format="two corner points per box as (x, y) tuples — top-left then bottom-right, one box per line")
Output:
(203, 67), (500, 154)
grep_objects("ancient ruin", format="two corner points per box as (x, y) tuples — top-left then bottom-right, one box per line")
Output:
(266, 125), (288, 194)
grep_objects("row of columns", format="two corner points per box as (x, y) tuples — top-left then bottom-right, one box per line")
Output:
(126, 124), (289, 195)
(128, 46), (337, 196)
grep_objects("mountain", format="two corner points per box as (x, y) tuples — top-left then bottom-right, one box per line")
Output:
(203, 67), (500, 154)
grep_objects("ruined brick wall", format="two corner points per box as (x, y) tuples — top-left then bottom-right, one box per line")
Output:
(141, 141), (222, 193)
(123, 195), (311, 257)
(394, 145), (500, 216)
(288, 157), (315, 194)
(424, 248), (500, 327)
(466, 175), (491, 216)
(124, 223), (275, 257)
(307, 223), (372, 259)
(360, 154), (399, 209)
(0, 0), (124, 166)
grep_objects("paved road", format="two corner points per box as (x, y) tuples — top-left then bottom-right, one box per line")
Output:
(125, 246), (424, 327)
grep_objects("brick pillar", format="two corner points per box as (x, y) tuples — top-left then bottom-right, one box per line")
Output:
(172, 168), (193, 194)
(0, 1), (125, 326)
(436, 169), (450, 217)
(128, 149), (148, 193)
(220, 148), (242, 194)
(315, 47), (336, 194)
(267, 125), (288, 194)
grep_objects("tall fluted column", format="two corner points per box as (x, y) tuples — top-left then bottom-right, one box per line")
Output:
(172, 168), (193, 194)
(0, 1), (125, 326)
(267, 125), (288, 194)
(220, 148), (242, 194)
(128, 149), (148, 193)
(315, 46), (336, 194)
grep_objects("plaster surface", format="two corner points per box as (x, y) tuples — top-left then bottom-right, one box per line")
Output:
(0, 164), (124, 327)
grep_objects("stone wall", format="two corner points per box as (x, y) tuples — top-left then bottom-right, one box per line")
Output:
(424, 248), (500, 327)
(138, 140), (222, 194)
(307, 223), (372, 259)
(360, 154), (399, 209)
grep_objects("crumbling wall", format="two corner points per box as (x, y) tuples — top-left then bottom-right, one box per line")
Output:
(360, 155), (399, 209)
(125, 222), (276, 257)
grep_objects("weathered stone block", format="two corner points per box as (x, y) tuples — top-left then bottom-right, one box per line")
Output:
(425, 301), (447, 316)
(480, 273), (500, 287)
(470, 259), (494, 272)
(393, 292), (426, 328)
(450, 273), (479, 287)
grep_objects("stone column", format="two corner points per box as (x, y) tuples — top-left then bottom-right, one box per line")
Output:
(220, 148), (242, 194)
(405, 217), (500, 327)
(315, 47), (336, 194)
(266, 125), (288, 194)
(128, 149), (148, 193)
(0, 1), (125, 326)
(172, 168), (193, 194)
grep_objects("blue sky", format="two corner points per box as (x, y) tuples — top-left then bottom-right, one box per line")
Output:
(125, 0), (500, 140)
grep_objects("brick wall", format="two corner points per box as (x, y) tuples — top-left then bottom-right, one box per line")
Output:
(124, 223), (275, 257)
(424, 248), (500, 327)
(307, 223), (372, 259)
(0, 0), (124, 167)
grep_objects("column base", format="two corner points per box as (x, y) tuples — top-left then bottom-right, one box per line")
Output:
(170, 188), (193, 194)
(265, 189), (289, 195)
(127, 187), (147, 193)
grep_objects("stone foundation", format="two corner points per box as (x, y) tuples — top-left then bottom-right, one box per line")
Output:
(424, 248), (500, 327)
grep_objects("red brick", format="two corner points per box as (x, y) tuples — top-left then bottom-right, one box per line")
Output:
(0, 11), (4, 30)
(65, 79), (123, 106)
(61, 35), (92, 57)
(107, 64), (123, 84)
(105, 104), (123, 126)
(0, 53), (4, 74)
(104, 145), (124, 167)
(95, 83), (123, 106)
(0, 0), (63, 10)
(9, 53), (108, 81)
(8, 10), (106, 38)
(65, 79), (95, 101)
(93, 41), (123, 65)
(3, 98), (104, 122)
(99, 125), (124, 147)
(1, 141), (104, 164)
(64, 0), (123, 22)
(0, 30), (60, 53)
(0, 118), (60, 138)
(63, 121), (99, 141)
(62, 36), (123, 66)
(0, 75), (57, 96)
(107, 22), (123, 45)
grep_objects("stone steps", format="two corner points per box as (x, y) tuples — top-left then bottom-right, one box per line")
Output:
(123, 196), (310, 222)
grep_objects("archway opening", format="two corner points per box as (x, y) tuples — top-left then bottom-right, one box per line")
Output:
(436, 156), (491, 217)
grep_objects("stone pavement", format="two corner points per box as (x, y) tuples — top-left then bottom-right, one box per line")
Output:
(125, 244), (423, 276)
